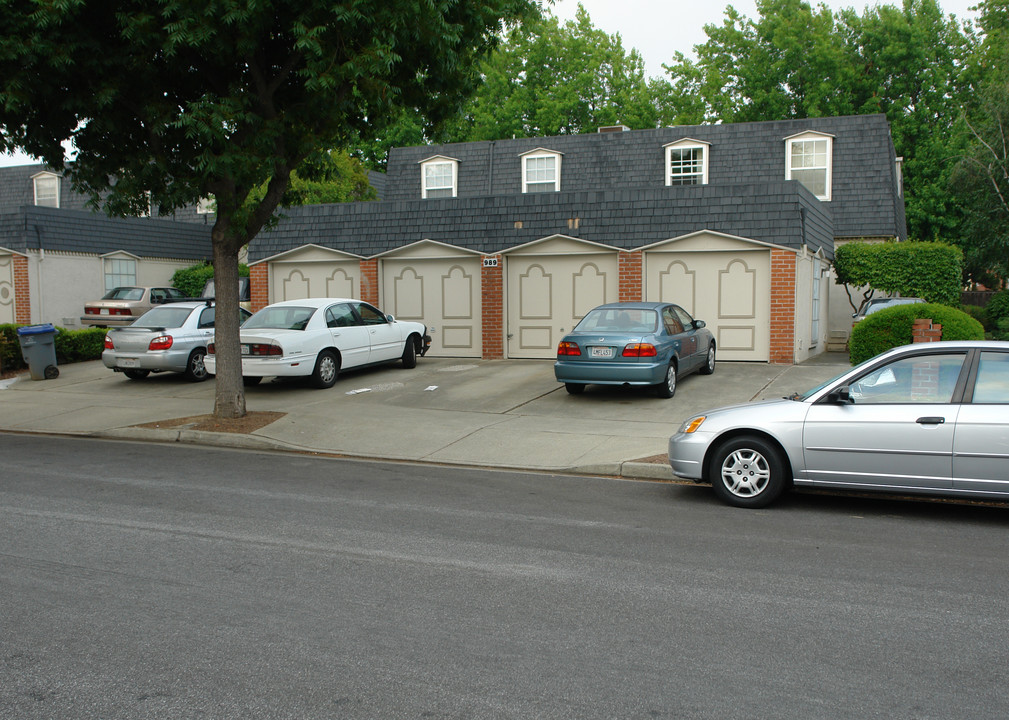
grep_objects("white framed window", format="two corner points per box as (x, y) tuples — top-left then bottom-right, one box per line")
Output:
(33, 172), (60, 208)
(104, 257), (137, 292)
(664, 139), (709, 186)
(420, 156), (458, 199)
(520, 149), (562, 193)
(786, 131), (833, 201)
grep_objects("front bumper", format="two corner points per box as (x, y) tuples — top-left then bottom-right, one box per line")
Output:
(102, 348), (190, 373)
(554, 358), (667, 386)
(667, 430), (715, 481)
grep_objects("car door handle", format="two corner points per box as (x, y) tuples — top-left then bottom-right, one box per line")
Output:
(916, 416), (945, 425)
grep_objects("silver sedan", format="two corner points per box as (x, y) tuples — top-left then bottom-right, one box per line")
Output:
(668, 341), (1009, 508)
(103, 301), (251, 381)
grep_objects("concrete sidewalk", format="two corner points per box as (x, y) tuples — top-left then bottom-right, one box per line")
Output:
(0, 354), (850, 479)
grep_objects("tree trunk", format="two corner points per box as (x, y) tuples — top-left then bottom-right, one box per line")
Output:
(211, 226), (247, 419)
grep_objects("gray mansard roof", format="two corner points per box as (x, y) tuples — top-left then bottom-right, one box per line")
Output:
(251, 114), (903, 263)
(0, 206), (212, 260)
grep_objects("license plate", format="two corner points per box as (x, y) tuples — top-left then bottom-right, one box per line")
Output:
(118, 357), (139, 368)
(240, 344), (249, 355)
(589, 346), (613, 358)
(100, 308), (110, 315)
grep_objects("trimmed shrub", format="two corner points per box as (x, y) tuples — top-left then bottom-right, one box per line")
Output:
(849, 303), (985, 365)
(960, 304), (990, 331)
(0, 324), (105, 373)
(172, 262), (250, 298)
(986, 289), (1009, 326)
(834, 241), (962, 306)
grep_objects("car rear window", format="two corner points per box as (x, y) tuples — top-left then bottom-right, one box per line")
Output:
(243, 306), (317, 330)
(575, 308), (658, 333)
(133, 306), (195, 328)
(102, 287), (145, 301)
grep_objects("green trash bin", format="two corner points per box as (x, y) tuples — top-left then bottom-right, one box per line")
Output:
(16, 323), (60, 380)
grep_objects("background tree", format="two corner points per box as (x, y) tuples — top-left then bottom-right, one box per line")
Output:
(0, 0), (536, 418)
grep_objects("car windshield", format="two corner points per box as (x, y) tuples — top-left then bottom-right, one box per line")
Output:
(574, 308), (658, 333)
(132, 306), (195, 328)
(102, 287), (144, 301)
(243, 306), (317, 331)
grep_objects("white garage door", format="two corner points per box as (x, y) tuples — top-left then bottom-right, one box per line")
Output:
(0, 253), (14, 324)
(505, 236), (619, 359)
(381, 256), (482, 357)
(267, 246), (361, 303)
(645, 234), (770, 362)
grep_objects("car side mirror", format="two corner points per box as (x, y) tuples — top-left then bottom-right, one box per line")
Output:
(692, 320), (706, 329)
(826, 386), (853, 404)
(386, 314), (395, 323)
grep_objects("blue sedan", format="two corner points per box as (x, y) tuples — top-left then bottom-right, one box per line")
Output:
(554, 302), (716, 398)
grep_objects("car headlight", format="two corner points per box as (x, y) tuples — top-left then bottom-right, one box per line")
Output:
(679, 416), (706, 434)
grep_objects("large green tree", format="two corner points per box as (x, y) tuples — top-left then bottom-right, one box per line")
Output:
(0, 0), (536, 417)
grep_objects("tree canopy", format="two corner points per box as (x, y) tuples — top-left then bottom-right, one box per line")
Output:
(0, 0), (538, 417)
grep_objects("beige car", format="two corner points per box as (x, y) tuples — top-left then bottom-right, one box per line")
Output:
(81, 286), (187, 327)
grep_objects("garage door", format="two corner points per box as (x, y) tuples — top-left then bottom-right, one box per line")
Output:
(505, 236), (619, 359)
(267, 246), (361, 303)
(0, 253), (14, 325)
(644, 233), (770, 362)
(380, 247), (482, 358)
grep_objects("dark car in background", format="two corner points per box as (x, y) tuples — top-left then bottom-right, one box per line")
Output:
(554, 301), (716, 398)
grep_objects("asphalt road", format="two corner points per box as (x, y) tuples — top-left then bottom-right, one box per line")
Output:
(3, 434), (1009, 719)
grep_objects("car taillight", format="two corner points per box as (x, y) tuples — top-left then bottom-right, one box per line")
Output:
(248, 343), (283, 356)
(148, 335), (173, 351)
(207, 342), (215, 354)
(85, 307), (99, 315)
(111, 308), (132, 316)
(622, 343), (657, 357)
(557, 341), (581, 357)
(104, 335), (114, 350)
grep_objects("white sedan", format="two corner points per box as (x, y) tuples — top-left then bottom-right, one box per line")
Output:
(205, 298), (430, 389)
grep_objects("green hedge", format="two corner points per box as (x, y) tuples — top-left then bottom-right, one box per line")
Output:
(834, 241), (962, 306)
(0, 324), (106, 373)
(171, 262), (250, 298)
(849, 303), (985, 365)
(987, 289), (1009, 325)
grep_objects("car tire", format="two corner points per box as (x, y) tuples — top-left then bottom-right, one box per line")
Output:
(312, 349), (340, 389)
(654, 361), (677, 398)
(242, 376), (262, 386)
(401, 336), (418, 369)
(123, 370), (150, 380)
(565, 382), (585, 395)
(700, 343), (716, 375)
(184, 349), (209, 382)
(709, 435), (787, 508)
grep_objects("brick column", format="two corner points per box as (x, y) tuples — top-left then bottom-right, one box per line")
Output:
(618, 250), (643, 302)
(248, 263), (269, 312)
(13, 254), (30, 324)
(360, 259), (379, 305)
(481, 255), (504, 359)
(769, 248), (796, 364)
(912, 318), (942, 343)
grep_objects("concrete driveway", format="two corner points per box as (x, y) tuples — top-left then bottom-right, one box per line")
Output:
(0, 354), (850, 478)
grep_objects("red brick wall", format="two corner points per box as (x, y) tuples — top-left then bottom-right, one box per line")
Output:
(360, 259), (379, 305)
(618, 251), (642, 302)
(769, 249), (796, 364)
(13, 254), (30, 324)
(249, 263), (269, 312)
(481, 256), (504, 359)
(912, 318), (942, 343)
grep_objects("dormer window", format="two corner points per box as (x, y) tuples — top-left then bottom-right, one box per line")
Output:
(786, 131), (833, 200)
(520, 149), (562, 193)
(664, 138), (709, 186)
(420, 155), (458, 199)
(33, 172), (60, 208)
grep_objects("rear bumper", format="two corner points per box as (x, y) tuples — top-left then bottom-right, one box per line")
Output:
(204, 353), (316, 378)
(102, 348), (190, 373)
(554, 359), (667, 386)
(82, 315), (135, 327)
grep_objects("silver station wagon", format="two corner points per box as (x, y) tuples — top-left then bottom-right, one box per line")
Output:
(668, 341), (1009, 508)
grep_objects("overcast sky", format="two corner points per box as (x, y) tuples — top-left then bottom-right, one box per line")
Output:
(0, 0), (982, 168)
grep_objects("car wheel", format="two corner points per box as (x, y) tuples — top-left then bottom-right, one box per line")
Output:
(242, 376), (262, 386)
(655, 361), (677, 398)
(565, 382), (585, 395)
(312, 349), (340, 389)
(184, 349), (209, 382)
(709, 435), (787, 508)
(401, 336), (418, 369)
(700, 343), (716, 375)
(123, 369), (150, 380)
